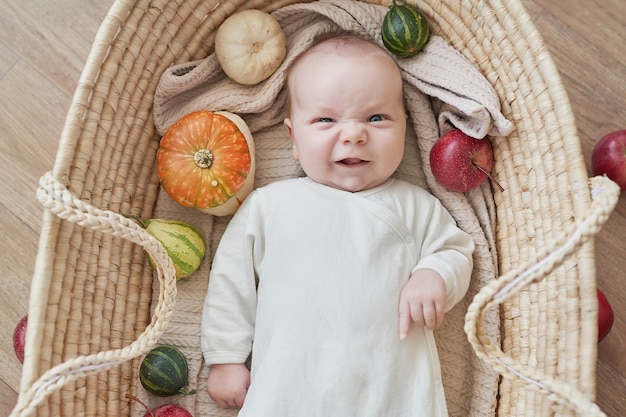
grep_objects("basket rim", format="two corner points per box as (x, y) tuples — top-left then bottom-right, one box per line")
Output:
(14, 1), (602, 417)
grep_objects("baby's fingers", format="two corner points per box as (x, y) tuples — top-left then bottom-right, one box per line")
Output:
(421, 301), (443, 331)
(398, 300), (444, 338)
(398, 301), (412, 340)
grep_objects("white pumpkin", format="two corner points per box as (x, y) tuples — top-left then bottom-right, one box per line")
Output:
(215, 9), (287, 85)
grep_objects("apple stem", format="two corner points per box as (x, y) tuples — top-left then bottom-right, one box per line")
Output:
(474, 164), (505, 192)
(127, 395), (156, 417)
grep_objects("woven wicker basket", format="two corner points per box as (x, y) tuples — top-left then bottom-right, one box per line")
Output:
(11, 0), (620, 416)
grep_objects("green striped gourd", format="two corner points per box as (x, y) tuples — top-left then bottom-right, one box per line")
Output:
(381, 1), (430, 58)
(139, 345), (196, 396)
(138, 217), (206, 279)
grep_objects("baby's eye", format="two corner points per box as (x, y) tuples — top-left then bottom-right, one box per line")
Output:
(317, 117), (334, 123)
(368, 114), (385, 122)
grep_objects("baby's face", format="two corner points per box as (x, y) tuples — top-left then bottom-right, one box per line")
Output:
(285, 41), (407, 192)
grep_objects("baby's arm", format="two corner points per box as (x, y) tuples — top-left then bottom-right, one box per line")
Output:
(396, 187), (474, 339)
(398, 268), (446, 339)
(207, 363), (250, 409)
(202, 194), (260, 409)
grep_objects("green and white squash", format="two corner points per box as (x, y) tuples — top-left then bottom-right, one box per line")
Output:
(135, 217), (206, 279)
(381, 1), (430, 58)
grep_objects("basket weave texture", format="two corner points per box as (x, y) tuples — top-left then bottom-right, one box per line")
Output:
(11, 0), (619, 416)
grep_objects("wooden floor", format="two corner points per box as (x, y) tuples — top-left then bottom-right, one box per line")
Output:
(0, 0), (624, 415)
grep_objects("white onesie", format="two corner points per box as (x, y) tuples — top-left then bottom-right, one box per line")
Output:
(201, 177), (474, 417)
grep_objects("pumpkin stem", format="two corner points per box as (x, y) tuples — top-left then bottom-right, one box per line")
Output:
(193, 149), (214, 169)
(252, 41), (264, 53)
(124, 214), (149, 228)
(178, 386), (198, 396)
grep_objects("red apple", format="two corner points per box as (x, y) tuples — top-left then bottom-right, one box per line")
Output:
(130, 396), (193, 417)
(597, 289), (614, 343)
(430, 129), (501, 192)
(143, 404), (193, 417)
(591, 129), (626, 190)
(13, 315), (27, 364)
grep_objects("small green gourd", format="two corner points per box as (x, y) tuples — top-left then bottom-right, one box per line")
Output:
(381, 1), (430, 58)
(139, 345), (196, 397)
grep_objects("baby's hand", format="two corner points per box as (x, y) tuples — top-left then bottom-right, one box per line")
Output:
(398, 269), (446, 339)
(207, 363), (250, 409)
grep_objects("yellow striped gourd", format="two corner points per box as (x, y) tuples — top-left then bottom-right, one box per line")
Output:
(138, 217), (206, 279)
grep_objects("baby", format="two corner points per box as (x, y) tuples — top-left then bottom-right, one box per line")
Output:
(201, 34), (474, 416)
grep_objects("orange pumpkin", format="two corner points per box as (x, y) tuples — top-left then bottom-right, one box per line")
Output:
(157, 110), (255, 215)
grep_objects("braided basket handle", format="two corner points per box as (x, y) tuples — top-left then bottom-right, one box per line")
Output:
(10, 172), (178, 417)
(465, 175), (620, 417)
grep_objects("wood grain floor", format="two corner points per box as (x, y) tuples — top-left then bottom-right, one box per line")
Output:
(0, 0), (624, 415)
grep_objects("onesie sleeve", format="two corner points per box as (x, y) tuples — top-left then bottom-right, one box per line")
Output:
(201, 192), (262, 365)
(411, 196), (475, 312)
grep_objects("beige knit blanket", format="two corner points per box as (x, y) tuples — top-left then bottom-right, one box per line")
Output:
(141, 1), (513, 416)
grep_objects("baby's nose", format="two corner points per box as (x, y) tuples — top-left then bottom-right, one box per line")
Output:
(341, 122), (367, 144)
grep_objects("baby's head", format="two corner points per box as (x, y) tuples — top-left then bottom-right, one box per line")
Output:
(284, 34), (407, 192)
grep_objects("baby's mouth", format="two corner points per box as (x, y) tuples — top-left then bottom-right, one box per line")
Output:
(337, 158), (369, 166)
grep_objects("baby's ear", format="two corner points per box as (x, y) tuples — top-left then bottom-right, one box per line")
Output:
(284, 118), (299, 161)
(284, 118), (293, 137)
